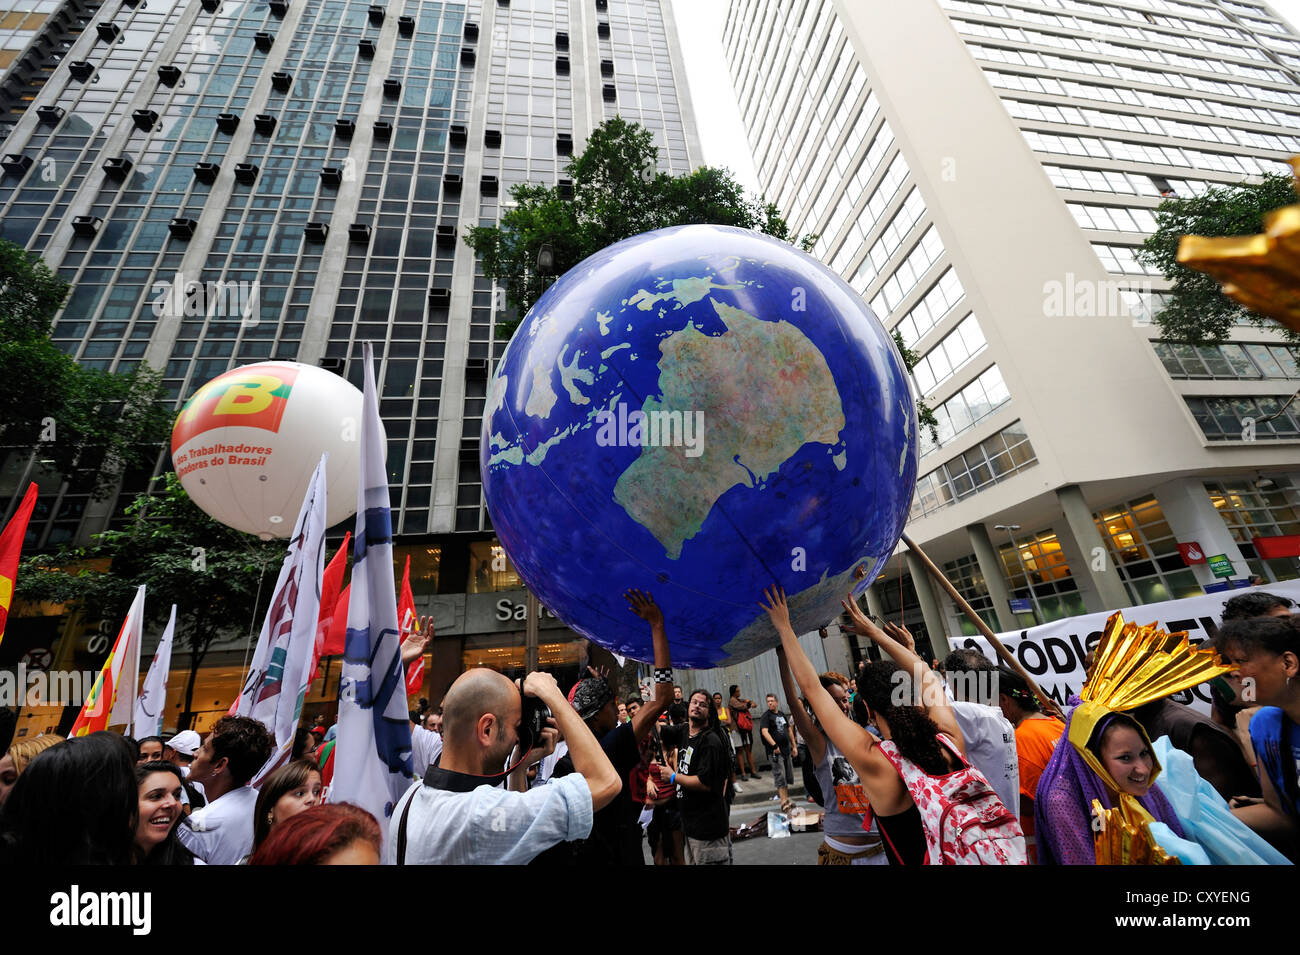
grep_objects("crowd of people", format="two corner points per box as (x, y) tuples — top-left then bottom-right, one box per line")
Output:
(0, 585), (1296, 867)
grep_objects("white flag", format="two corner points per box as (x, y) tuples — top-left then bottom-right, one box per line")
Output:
(331, 343), (413, 833)
(235, 454), (329, 786)
(111, 585), (145, 735)
(133, 604), (176, 738)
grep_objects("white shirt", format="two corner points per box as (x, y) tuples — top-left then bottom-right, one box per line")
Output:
(533, 740), (568, 786)
(411, 725), (443, 777)
(950, 700), (1020, 815)
(382, 772), (593, 865)
(176, 784), (257, 865)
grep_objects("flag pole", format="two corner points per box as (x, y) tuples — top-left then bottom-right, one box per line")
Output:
(900, 533), (1062, 719)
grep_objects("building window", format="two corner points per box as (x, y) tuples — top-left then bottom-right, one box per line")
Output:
(1155, 341), (1300, 380)
(918, 363), (1011, 457)
(392, 543), (441, 595)
(1093, 496), (1203, 605)
(997, 530), (1085, 625)
(911, 421), (1038, 519)
(942, 553), (998, 636)
(1205, 479), (1300, 582)
(467, 539), (521, 593)
(1185, 396), (1300, 441)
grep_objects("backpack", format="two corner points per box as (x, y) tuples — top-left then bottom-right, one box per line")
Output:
(876, 732), (1026, 865)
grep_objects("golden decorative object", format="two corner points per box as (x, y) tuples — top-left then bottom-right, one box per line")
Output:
(1177, 156), (1300, 335)
(1092, 800), (1179, 866)
(1080, 611), (1232, 712)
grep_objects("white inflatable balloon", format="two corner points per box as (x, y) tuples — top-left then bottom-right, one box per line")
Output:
(170, 361), (366, 539)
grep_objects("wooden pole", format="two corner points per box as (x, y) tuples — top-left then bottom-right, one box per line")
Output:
(525, 591), (539, 673)
(901, 532), (1063, 719)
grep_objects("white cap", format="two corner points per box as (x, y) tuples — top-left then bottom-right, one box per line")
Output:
(165, 730), (202, 757)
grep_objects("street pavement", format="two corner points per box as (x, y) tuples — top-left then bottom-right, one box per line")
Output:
(639, 773), (827, 865)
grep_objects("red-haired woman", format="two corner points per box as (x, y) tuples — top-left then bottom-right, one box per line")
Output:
(247, 803), (381, 865)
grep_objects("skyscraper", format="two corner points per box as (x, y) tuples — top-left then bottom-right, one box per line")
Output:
(725, 0), (1300, 651)
(0, 0), (701, 725)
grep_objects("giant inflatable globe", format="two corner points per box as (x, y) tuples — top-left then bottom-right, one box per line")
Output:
(172, 361), (364, 539)
(482, 225), (917, 667)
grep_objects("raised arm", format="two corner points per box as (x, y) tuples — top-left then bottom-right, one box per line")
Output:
(840, 598), (965, 754)
(759, 587), (896, 794)
(402, 615), (432, 733)
(625, 589), (672, 741)
(777, 647), (824, 768)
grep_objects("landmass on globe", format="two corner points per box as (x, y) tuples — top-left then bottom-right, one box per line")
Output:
(612, 298), (845, 559)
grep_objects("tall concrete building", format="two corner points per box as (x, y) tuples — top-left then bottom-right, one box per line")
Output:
(724, 0), (1300, 653)
(0, 0), (700, 727)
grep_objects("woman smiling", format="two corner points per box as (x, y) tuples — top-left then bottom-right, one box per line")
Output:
(133, 761), (194, 865)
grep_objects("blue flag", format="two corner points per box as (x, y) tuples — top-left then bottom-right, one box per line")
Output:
(330, 343), (413, 833)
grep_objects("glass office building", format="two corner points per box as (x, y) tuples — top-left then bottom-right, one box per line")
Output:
(726, 0), (1300, 651)
(0, 0), (700, 728)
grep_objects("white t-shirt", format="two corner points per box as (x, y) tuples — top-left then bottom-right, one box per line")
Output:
(950, 700), (1020, 815)
(411, 725), (443, 777)
(176, 784), (258, 865)
(382, 772), (593, 865)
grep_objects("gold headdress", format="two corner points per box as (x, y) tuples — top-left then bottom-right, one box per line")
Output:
(1080, 612), (1233, 711)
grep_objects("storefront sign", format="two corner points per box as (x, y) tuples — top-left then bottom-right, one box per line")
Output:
(1177, 541), (1205, 565)
(1206, 553), (1234, 579)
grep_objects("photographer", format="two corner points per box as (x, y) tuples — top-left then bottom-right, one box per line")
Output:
(383, 668), (619, 865)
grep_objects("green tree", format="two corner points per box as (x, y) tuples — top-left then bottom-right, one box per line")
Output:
(0, 239), (173, 499)
(1137, 172), (1298, 344)
(465, 117), (816, 336)
(17, 473), (283, 729)
(894, 329), (939, 443)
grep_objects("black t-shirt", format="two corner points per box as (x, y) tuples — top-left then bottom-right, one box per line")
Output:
(758, 709), (791, 754)
(661, 722), (729, 840)
(536, 720), (643, 865)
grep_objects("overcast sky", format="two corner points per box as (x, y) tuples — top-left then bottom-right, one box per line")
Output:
(669, 0), (1300, 197)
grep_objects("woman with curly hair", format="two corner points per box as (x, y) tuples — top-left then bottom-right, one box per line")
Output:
(762, 586), (1023, 865)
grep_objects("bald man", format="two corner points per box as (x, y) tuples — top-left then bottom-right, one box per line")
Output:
(384, 668), (620, 865)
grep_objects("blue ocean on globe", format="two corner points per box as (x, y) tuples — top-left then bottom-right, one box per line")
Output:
(481, 224), (917, 668)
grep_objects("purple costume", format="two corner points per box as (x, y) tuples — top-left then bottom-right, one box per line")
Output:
(1033, 708), (1185, 865)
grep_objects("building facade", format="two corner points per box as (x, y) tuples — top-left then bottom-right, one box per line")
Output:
(0, 0), (701, 729)
(724, 0), (1300, 656)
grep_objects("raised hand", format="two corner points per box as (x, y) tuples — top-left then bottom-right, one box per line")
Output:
(624, 588), (664, 629)
(840, 595), (878, 642)
(882, 621), (915, 653)
(401, 614), (432, 665)
(759, 585), (792, 630)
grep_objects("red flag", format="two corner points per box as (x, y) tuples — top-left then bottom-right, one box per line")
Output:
(324, 583), (350, 659)
(309, 532), (351, 683)
(0, 482), (38, 646)
(397, 555), (424, 695)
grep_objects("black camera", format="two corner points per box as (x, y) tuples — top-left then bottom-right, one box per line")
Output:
(518, 681), (552, 752)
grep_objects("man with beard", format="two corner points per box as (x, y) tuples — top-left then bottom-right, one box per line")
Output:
(384, 668), (619, 865)
(659, 689), (732, 864)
